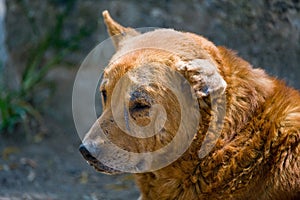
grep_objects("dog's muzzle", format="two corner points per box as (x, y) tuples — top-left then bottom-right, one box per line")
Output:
(79, 144), (122, 175)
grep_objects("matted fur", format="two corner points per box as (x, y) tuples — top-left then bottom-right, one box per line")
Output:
(81, 11), (300, 200)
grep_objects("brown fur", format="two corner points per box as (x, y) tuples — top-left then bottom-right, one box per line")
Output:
(81, 11), (300, 200)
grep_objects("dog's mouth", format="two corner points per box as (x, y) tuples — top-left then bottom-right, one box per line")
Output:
(87, 159), (122, 175)
(79, 144), (122, 175)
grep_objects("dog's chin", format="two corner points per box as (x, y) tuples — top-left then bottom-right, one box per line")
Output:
(79, 144), (123, 175)
(86, 160), (123, 175)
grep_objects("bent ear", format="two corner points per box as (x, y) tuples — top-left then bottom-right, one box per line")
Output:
(176, 59), (227, 98)
(102, 10), (139, 49)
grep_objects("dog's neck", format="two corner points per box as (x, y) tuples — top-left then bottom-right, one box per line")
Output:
(217, 47), (274, 139)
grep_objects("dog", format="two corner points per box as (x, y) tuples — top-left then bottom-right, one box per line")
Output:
(79, 10), (300, 200)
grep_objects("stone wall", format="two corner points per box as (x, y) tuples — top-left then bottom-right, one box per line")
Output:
(0, 0), (6, 70)
(4, 0), (300, 129)
(5, 0), (300, 88)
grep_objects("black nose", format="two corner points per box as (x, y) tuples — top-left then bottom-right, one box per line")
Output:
(79, 144), (97, 161)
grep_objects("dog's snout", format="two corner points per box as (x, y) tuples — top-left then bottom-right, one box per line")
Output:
(79, 144), (96, 161)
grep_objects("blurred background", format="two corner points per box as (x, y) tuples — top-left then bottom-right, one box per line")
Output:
(0, 0), (299, 199)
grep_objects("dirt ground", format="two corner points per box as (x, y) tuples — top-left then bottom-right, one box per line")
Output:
(0, 123), (140, 200)
(0, 67), (140, 200)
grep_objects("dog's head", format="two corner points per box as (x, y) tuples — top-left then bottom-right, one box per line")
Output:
(79, 11), (227, 174)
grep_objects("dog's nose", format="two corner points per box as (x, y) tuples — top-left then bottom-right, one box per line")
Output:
(79, 144), (96, 161)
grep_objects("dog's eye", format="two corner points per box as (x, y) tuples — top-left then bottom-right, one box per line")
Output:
(129, 88), (152, 113)
(101, 90), (107, 104)
(132, 102), (151, 111)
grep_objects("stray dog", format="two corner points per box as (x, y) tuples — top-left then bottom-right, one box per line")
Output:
(79, 10), (300, 200)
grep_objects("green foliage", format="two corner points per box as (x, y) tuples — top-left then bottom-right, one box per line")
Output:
(0, 88), (41, 133)
(0, 0), (94, 134)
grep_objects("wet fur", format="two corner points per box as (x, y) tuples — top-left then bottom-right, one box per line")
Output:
(134, 47), (300, 200)
(84, 11), (300, 200)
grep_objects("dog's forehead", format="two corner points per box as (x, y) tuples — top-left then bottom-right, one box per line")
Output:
(101, 29), (218, 90)
(114, 29), (204, 59)
(102, 60), (169, 92)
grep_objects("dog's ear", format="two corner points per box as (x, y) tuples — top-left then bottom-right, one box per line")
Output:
(102, 10), (139, 49)
(176, 59), (227, 98)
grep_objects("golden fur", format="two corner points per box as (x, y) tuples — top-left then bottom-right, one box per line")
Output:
(80, 11), (300, 200)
